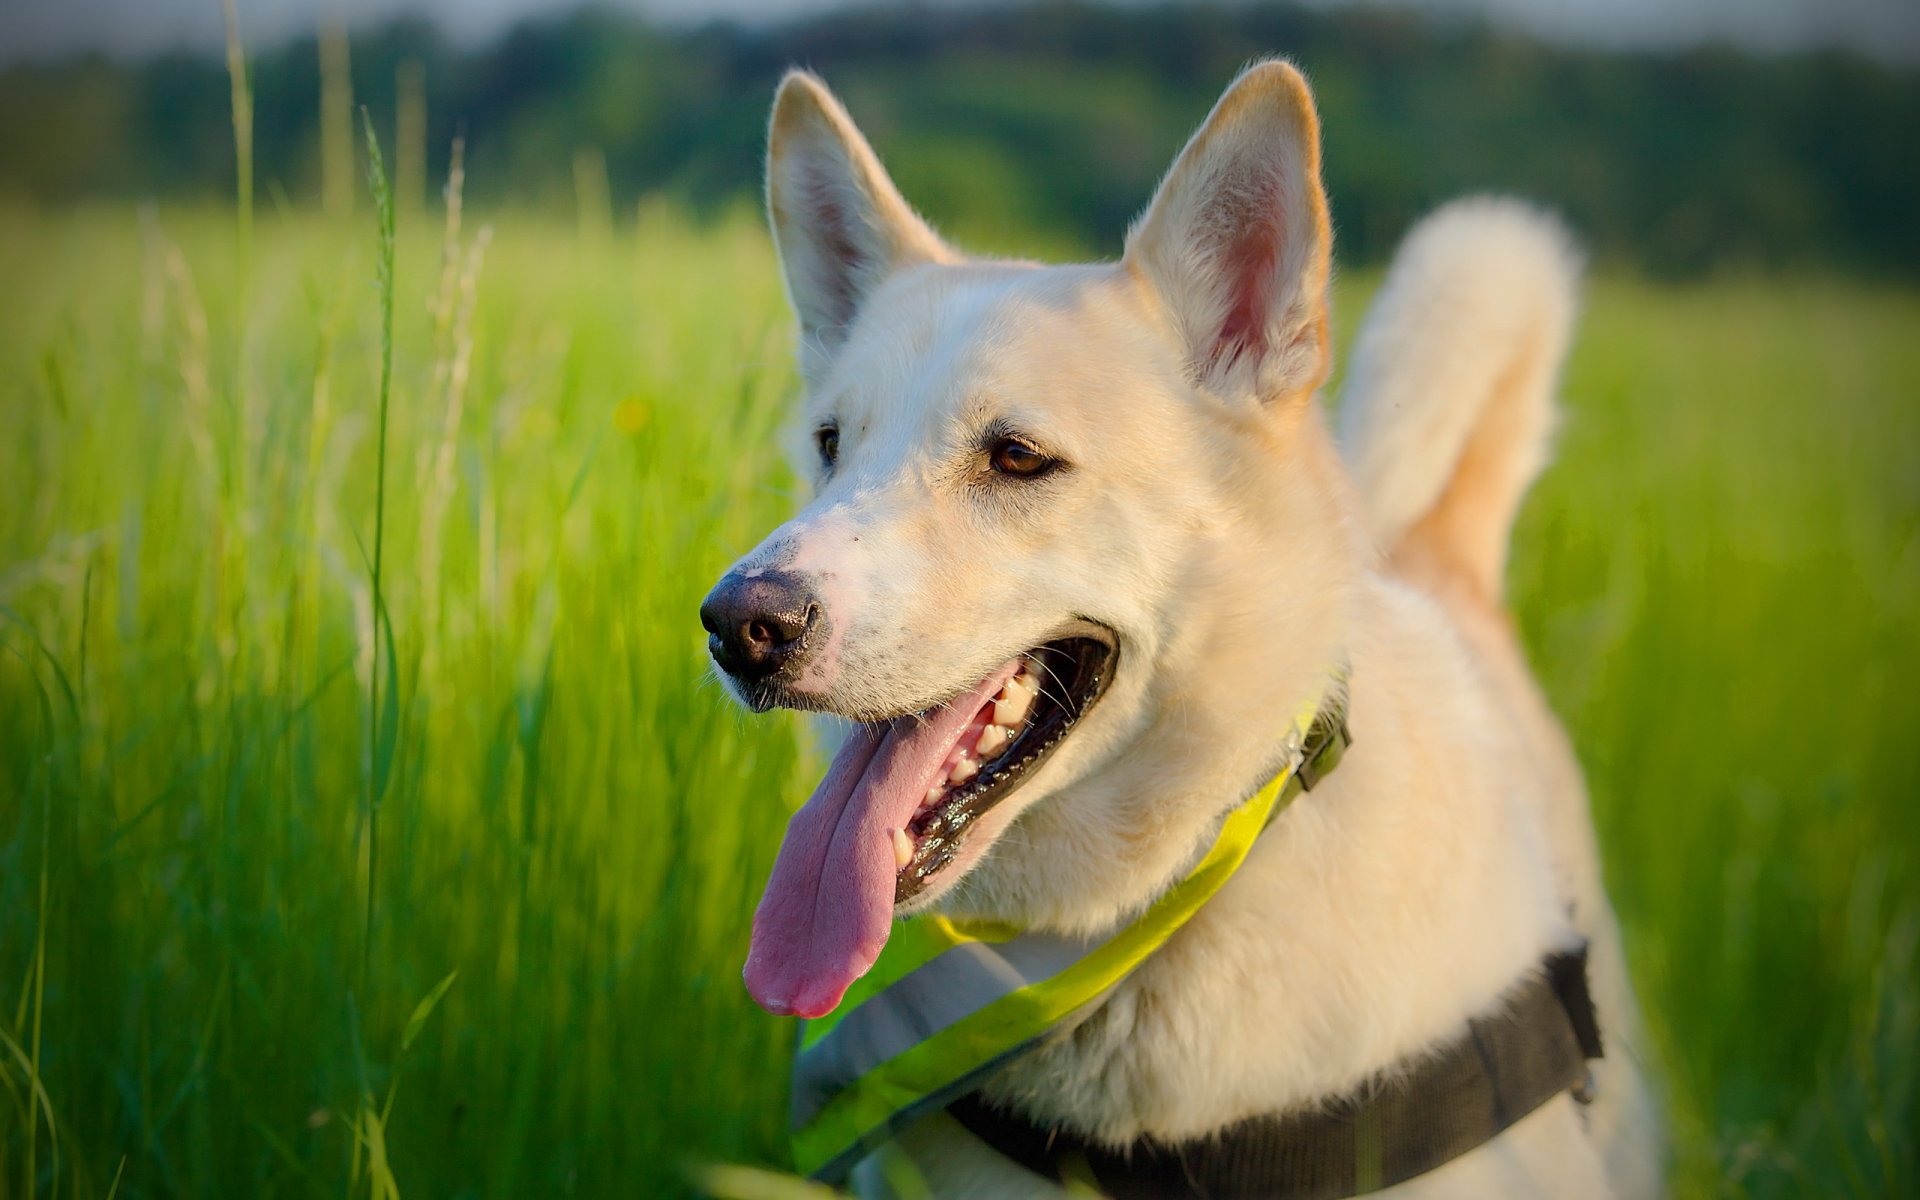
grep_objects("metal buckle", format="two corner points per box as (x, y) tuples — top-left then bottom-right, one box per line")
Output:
(1295, 718), (1350, 792)
(1571, 1068), (1598, 1106)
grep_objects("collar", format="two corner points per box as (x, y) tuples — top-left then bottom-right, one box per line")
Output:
(788, 671), (1354, 1184)
(948, 943), (1605, 1199)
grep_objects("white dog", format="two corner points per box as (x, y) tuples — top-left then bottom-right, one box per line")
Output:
(700, 60), (1661, 1199)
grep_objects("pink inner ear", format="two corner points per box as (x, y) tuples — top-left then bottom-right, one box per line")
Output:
(1208, 166), (1286, 375)
(799, 167), (866, 328)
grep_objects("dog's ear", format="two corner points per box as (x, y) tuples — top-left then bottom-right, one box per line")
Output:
(767, 70), (955, 381)
(1125, 60), (1333, 407)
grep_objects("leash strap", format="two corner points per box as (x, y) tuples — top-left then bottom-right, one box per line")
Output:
(947, 945), (1603, 1200)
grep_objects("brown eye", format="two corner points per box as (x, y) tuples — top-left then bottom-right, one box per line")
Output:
(989, 437), (1056, 478)
(816, 424), (839, 468)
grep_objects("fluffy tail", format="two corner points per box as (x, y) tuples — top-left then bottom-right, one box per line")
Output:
(1339, 197), (1581, 605)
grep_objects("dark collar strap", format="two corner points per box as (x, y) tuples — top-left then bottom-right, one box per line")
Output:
(948, 945), (1603, 1200)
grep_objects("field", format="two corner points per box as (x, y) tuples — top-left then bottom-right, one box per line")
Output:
(1, 193), (1915, 1199)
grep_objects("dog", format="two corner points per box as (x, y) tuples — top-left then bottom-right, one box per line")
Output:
(700, 60), (1662, 1198)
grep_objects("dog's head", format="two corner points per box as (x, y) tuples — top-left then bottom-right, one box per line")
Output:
(703, 62), (1346, 1017)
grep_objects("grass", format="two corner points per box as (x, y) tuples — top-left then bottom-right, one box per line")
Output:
(1506, 276), (1920, 1196)
(0, 192), (1914, 1199)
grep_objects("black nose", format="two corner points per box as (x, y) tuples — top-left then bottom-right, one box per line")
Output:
(699, 570), (821, 682)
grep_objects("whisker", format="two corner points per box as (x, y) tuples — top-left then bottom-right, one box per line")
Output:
(1025, 653), (1075, 710)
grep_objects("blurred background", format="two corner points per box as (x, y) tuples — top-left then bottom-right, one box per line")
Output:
(5, 0), (1920, 272)
(0, 1), (1915, 1198)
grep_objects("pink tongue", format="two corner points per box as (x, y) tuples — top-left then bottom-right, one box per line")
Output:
(744, 660), (1021, 1018)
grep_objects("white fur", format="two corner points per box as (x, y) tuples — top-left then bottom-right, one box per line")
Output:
(1125, 64), (1331, 404)
(723, 61), (1663, 1199)
(765, 72), (959, 385)
(1339, 197), (1579, 600)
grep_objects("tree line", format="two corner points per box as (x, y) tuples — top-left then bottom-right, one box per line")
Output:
(2, 1), (1915, 277)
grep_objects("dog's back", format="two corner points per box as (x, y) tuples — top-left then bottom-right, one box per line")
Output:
(1341, 198), (1663, 1192)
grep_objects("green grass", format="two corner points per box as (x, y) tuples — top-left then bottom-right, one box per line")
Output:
(0, 196), (1914, 1198)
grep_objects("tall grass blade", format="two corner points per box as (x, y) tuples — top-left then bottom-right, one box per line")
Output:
(0, 631), (57, 1198)
(0, 607), (80, 720)
(399, 971), (457, 1055)
(0, 1028), (59, 1194)
(221, 0), (252, 269)
(222, 0), (258, 552)
(359, 105), (398, 986)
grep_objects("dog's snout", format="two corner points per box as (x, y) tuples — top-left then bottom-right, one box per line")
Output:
(700, 570), (820, 682)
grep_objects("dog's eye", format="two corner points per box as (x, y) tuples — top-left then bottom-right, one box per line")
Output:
(816, 424), (839, 469)
(989, 437), (1056, 479)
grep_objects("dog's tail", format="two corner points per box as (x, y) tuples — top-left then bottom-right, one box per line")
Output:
(1338, 198), (1581, 606)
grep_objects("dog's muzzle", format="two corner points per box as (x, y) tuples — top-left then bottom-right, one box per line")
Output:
(701, 569), (821, 687)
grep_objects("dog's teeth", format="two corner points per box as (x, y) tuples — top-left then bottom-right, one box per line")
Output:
(975, 723), (1010, 757)
(993, 676), (1036, 728)
(948, 755), (979, 784)
(925, 784), (945, 805)
(891, 827), (914, 869)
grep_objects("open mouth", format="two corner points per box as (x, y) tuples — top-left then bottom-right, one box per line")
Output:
(892, 635), (1114, 902)
(744, 628), (1115, 1017)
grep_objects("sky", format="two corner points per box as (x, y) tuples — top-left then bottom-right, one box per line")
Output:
(2, 0), (1916, 67)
